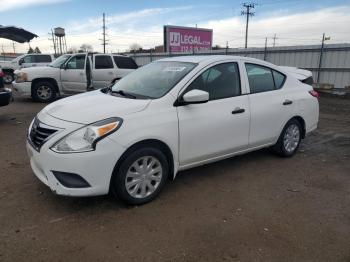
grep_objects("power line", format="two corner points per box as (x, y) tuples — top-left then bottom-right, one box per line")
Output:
(241, 3), (256, 49)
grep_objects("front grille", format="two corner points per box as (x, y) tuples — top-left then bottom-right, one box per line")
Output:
(29, 118), (58, 151)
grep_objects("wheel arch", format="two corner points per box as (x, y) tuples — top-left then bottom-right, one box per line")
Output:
(109, 139), (175, 192)
(31, 78), (60, 97)
(290, 116), (306, 138)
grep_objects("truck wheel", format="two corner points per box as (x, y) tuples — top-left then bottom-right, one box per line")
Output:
(32, 81), (57, 103)
(3, 72), (14, 84)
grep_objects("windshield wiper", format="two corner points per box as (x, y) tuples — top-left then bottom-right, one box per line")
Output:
(111, 89), (136, 99)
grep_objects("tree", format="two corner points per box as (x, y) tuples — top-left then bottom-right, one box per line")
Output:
(67, 47), (78, 54)
(129, 43), (142, 52)
(79, 44), (93, 53)
(34, 47), (41, 53)
(27, 47), (34, 54)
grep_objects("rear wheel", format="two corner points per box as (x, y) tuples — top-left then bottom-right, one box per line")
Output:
(111, 147), (169, 205)
(272, 119), (302, 157)
(32, 81), (57, 102)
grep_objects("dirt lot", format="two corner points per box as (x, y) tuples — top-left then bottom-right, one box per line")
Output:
(0, 93), (349, 262)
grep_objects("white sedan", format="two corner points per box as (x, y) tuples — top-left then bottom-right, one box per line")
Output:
(26, 55), (319, 205)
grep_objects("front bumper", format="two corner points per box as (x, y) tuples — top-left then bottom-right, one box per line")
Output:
(12, 81), (31, 97)
(0, 88), (12, 107)
(26, 113), (126, 197)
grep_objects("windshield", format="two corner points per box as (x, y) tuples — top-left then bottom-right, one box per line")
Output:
(111, 61), (197, 99)
(49, 54), (71, 68)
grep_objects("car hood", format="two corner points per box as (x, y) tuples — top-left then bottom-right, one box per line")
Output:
(16, 66), (58, 77)
(41, 90), (151, 124)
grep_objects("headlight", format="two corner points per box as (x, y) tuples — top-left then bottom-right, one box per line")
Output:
(51, 117), (123, 153)
(15, 72), (28, 83)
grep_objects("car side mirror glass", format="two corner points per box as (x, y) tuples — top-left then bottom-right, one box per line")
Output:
(18, 59), (24, 65)
(182, 89), (209, 104)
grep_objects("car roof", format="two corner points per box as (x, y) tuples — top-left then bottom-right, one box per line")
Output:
(158, 55), (277, 67)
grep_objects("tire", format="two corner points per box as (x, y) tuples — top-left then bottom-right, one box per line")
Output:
(3, 72), (14, 84)
(272, 119), (302, 157)
(32, 81), (57, 102)
(111, 147), (169, 205)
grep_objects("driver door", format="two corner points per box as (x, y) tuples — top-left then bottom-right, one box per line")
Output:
(177, 62), (250, 167)
(60, 54), (87, 92)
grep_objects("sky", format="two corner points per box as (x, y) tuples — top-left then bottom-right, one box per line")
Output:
(0, 0), (349, 54)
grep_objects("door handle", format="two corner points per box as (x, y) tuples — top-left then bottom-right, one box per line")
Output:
(79, 72), (84, 76)
(283, 99), (293, 105)
(108, 72), (113, 75)
(232, 108), (245, 114)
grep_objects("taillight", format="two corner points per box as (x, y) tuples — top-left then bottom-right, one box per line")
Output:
(309, 90), (319, 99)
(0, 71), (4, 77)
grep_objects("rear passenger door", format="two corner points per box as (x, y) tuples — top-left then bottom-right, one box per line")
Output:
(113, 56), (138, 80)
(92, 55), (115, 89)
(244, 63), (294, 147)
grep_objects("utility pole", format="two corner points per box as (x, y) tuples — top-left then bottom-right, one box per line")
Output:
(241, 3), (255, 49)
(102, 13), (107, 53)
(264, 37), (267, 60)
(12, 41), (16, 54)
(272, 33), (277, 47)
(317, 33), (331, 84)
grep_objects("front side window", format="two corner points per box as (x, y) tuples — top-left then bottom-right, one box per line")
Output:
(112, 61), (196, 99)
(66, 55), (85, 70)
(113, 56), (138, 69)
(23, 55), (34, 63)
(48, 54), (71, 68)
(186, 63), (241, 100)
(95, 55), (114, 69)
(245, 63), (286, 94)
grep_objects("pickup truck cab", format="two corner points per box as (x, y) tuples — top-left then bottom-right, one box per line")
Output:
(12, 53), (138, 102)
(1, 54), (54, 84)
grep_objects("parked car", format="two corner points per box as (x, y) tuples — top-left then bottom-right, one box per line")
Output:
(0, 54), (54, 84)
(0, 69), (12, 107)
(26, 55), (319, 205)
(12, 53), (138, 102)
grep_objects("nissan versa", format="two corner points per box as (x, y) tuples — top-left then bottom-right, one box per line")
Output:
(26, 56), (319, 205)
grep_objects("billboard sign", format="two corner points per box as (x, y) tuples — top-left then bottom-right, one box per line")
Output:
(164, 25), (213, 53)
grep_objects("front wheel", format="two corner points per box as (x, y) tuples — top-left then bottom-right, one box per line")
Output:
(111, 147), (169, 205)
(272, 119), (302, 157)
(32, 81), (57, 102)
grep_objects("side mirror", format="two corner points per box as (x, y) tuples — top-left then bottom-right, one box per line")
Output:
(18, 59), (24, 65)
(178, 89), (209, 106)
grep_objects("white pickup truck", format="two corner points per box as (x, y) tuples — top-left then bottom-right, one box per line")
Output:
(0, 54), (55, 84)
(12, 53), (138, 102)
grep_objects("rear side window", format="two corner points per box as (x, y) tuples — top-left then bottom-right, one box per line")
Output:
(95, 56), (114, 69)
(273, 70), (285, 89)
(186, 62), (241, 100)
(35, 55), (52, 63)
(113, 56), (138, 69)
(245, 63), (286, 94)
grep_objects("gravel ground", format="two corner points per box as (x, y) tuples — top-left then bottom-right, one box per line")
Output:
(0, 93), (349, 262)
